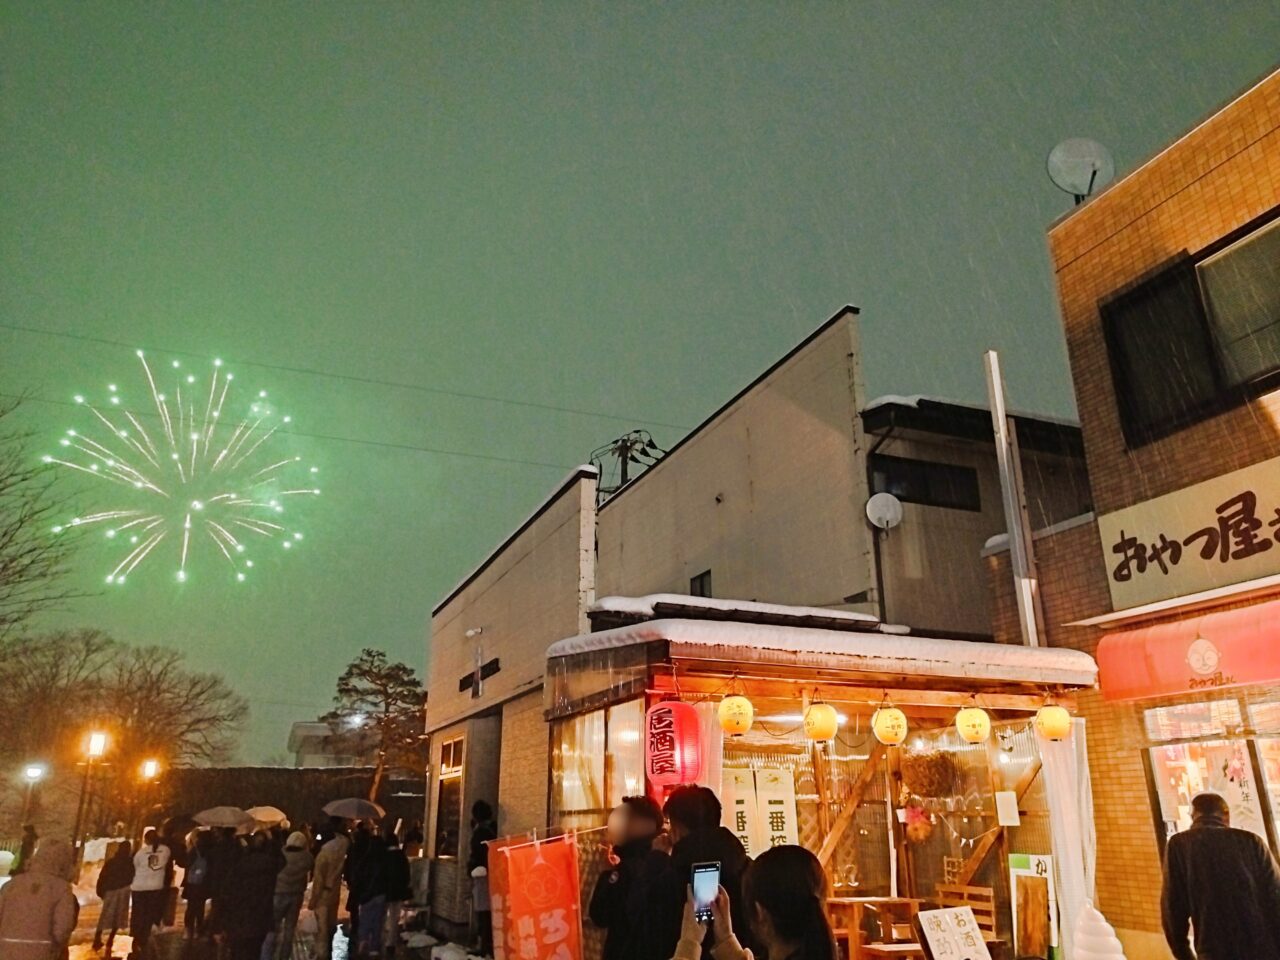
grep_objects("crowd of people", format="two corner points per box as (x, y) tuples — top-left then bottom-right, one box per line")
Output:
(588, 786), (836, 960)
(0, 816), (422, 960)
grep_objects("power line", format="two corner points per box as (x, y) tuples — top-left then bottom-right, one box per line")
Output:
(0, 321), (692, 431)
(0, 391), (575, 472)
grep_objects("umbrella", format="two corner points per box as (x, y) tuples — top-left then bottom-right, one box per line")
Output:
(322, 798), (385, 820)
(193, 806), (255, 830)
(246, 805), (289, 827)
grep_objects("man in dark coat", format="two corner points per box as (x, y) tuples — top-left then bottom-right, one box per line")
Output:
(589, 796), (669, 960)
(216, 832), (285, 960)
(1161, 792), (1280, 960)
(655, 786), (753, 960)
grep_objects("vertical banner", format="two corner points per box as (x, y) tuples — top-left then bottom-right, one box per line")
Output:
(755, 768), (800, 848)
(721, 768), (764, 856)
(496, 835), (583, 960)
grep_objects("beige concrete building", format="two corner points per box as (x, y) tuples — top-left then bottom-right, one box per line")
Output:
(423, 305), (1090, 935)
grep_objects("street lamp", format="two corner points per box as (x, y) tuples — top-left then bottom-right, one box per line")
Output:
(141, 758), (160, 781)
(71, 731), (108, 855)
(20, 764), (46, 823)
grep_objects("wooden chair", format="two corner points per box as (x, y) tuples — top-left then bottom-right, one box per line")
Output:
(933, 884), (998, 940)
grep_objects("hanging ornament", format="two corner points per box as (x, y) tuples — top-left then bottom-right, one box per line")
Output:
(717, 695), (754, 736)
(955, 703), (991, 743)
(872, 706), (908, 746)
(1034, 703), (1073, 741)
(645, 701), (702, 787)
(804, 701), (840, 741)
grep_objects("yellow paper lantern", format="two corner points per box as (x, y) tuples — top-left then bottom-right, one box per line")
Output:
(955, 705), (991, 743)
(718, 695), (754, 736)
(804, 702), (840, 741)
(1034, 704), (1073, 741)
(872, 707), (909, 746)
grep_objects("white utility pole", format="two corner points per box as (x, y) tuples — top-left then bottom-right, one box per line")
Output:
(984, 350), (1046, 647)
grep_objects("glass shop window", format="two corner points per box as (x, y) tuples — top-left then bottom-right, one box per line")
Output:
(551, 699), (647, 831)
(1144, 699), (1276, 853)
(434, 736), (464, 858)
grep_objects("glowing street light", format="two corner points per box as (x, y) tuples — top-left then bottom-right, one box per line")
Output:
(72, 731), (109, 857)
(24, 764), (46, 783)
(141, 758), (160, 781)
(20, 763), (46, 823)
(88, 732), (108, 759)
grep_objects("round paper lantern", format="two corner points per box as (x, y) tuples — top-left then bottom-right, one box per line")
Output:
(1035, 704), (1073, 741)
(955, 705), (991, 743)
(872, 706), (908, 746)
(645, 701), (703, 787)
(804, 702), (840, 741)
(718, 695), (754, 736)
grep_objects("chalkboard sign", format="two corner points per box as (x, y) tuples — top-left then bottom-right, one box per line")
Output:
(914, 907), (993, 960)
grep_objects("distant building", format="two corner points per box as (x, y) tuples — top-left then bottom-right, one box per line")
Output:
(423, 306), (1091, 936)
(987, 66), (1280, 959)
(287, 721), (365, 768)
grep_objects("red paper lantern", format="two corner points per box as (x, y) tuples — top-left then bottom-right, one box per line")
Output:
(645, 700), (703, 787)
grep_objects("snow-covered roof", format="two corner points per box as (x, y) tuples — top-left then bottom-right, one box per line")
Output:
(589, 594), (879, 625)
(547, 618), (1098, 688)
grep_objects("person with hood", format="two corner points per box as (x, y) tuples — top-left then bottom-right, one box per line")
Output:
(94, 840), (135, 956)
(657, 786), (752, 960)
(468, 801), (498, 958)
(672, 845), (836, 960)
(130, 828), (173, 959)
(215, 831), (284, 960)
(309, 819), (351, 960)
(590, 796), (670, 960)
(0, 837), (79, 960)
(1161, 792), (1280, 960)
(264, 831), (314, 960)
(382, 832), (413, 957)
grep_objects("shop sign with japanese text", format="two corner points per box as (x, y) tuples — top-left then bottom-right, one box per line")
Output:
(1097, 455), (1280, 610)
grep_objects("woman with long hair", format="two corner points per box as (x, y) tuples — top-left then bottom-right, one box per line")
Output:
(673, 845), (836, 960)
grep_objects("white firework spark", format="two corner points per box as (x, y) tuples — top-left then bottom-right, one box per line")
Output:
(46, 351), (320, 585)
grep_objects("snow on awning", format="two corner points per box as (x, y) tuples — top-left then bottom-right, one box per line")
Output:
(547, 618), (1098, 688)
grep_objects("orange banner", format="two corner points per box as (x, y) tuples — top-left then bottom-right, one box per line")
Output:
(491, 835), (582, 960)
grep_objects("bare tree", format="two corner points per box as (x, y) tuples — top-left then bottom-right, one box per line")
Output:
(0, 400), (75, 639)
(323, 648), (427, 801)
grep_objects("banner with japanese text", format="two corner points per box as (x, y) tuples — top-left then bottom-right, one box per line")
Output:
(493, 835), (583, 960)
(720, 769), (799, 854)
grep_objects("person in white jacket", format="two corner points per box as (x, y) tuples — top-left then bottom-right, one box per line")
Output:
(130, 828), (173, 958)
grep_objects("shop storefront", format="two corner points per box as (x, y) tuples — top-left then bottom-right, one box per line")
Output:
(543, 598), (1100, 959)
(1097, 598), (1280, 855)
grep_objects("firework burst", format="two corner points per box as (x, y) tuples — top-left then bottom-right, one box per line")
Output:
(46, 351), (320, 585)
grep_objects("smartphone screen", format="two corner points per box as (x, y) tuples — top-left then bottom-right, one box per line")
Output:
(691, 861), (721, 922)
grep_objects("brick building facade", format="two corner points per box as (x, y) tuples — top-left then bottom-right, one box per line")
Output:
(988, 67), (1280, 960)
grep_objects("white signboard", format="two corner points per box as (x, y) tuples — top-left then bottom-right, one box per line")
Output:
(917, 907), (992, 960)
(1097, 454), (1280, 610)
(720, 769), (799, 855)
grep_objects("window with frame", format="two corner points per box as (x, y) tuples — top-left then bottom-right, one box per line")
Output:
(869, 453), (981, 512)
(1101, 214), (1280, 446)
(434, 736), (464, 858)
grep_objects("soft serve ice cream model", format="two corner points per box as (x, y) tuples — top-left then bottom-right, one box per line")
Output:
(1072, 901), (1127, 959)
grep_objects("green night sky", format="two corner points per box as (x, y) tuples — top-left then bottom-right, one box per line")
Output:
(3, 3), (1278, 760)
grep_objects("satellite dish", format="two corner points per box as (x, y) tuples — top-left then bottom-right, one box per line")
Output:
(1047, 138), (1115, 204)
(866, 492), (904, 531)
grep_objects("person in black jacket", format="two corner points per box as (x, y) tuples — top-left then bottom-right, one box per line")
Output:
(1161, 792), (1280, 960)
(352, 832), (390, 958)
(589, 796), (668, 960)
(469, 801), (498, 958)
(93, 840), (135, 955)
(382, 832), (413, 956)
(656, 786), (753, 960)
(215, 831), (285, 960)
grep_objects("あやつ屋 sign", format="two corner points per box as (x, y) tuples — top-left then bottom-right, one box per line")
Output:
(1097, 455), (1280, 611)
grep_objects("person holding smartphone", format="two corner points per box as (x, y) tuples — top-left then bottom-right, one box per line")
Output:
(672, 845), (836, 960)
(589, 796), (668, 960)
